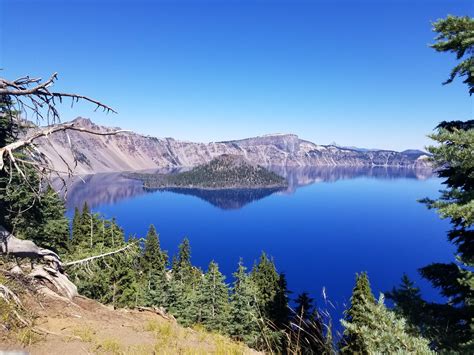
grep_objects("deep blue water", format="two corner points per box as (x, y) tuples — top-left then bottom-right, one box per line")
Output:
(65, 167), (453, 323)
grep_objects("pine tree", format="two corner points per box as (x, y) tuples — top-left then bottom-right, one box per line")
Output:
(228, 259), (260, 347)
(141, 224), (166, 273)
(71, 202), (92, 250)
(167, 237), (200, 326)
(340, 272), (376, 353)
(341, 295), (434, 354)
(250, 252), (280, 321)
(141, 224), (169, 308)
(71, 207), (82, 246)
(386, 274), (428, 337)
(197, 261), (230, 333)
(391, 15), (474, 352)
(271, 273), (291, 329)
(295, 292), (314, 321)
(38, 186), (70, 255)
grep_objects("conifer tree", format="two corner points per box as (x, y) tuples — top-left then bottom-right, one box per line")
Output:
(71, 207), (82, 246)
(341, 295), (434, 354)
(141, 225), (169, 308)
(167, 237), (201, 326)
(197, 261), (230, 333)
(228, 259), (260, 347)
(38, 186), (70, 255)
(250, 252), (280, 321)
(141, 224), (166, 273)
(271, 273), (291, 329)
(340, 272), (376, 353)
(386, 274), (428, 337)
(388, 15), (473, 352)
(295, 291), (314, 321)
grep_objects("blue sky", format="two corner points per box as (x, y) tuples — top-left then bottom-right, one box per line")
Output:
(0, 0), (472, 150)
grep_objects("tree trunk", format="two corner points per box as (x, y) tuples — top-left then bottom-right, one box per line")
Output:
(0, 225), (78, 299)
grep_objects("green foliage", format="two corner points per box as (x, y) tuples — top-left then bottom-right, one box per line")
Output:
(250, 252), (281, 321)
(167, 238), (202, 327)
(227, 259), (260, 347)
(386, 275), (427, 335)
(386, 14), (474, 353)
(129, 154), (287, 189)
(431, 15), (474, 94)
(67, 204), (140, 308)
(36, 186), (70, 255)
(340, 272), (376, 353)
(141, 225), (169, 308)
(341, 294), (434, 354)
(196, 261), (230, 333)
(0, 104), (70, 256)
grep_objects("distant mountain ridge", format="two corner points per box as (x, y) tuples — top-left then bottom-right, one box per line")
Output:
(35, 117), (431, 175)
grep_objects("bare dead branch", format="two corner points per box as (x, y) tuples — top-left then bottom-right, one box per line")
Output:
(64, 242), (138, 267)
(0, 73), (117, 115)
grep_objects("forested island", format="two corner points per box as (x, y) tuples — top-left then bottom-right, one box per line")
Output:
(127, 154), (288, 190)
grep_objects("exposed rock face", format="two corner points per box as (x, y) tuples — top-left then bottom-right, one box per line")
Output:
(36, 117), (431, 174)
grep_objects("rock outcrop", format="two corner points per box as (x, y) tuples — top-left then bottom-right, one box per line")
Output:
(36, 117), (430, 175)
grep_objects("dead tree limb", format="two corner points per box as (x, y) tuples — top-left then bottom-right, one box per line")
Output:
(65, 242), (138, 267)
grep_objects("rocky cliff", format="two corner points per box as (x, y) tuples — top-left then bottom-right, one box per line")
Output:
(36, 117), (430, 175)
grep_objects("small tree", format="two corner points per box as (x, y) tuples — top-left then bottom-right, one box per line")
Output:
(341, 294), (434, 354)
(228, 259), (260, 346)
(340, 272), (376, 353)
(197, 261), (230, 333)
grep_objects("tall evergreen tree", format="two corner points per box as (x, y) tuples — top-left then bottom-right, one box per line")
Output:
(250, 252), (280, 321)
(228, 259), (260, 347)
(167, 237), (201, 326)
(386, 274), (428, 337)
(38, 186), (70, 255)
(197, 261), (230, 333)
(389, 15), (473, 352)
(141, 224), (166, 273)
(271, 273), (291, 329)
(340, 272), (376, 353)
(141, 224), (169, 308)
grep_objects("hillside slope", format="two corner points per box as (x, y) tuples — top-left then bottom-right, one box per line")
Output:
(35, 117), (430, 174)
(0, 273), (257, 354)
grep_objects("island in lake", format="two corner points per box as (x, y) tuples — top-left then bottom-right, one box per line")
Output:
(127, 154), (288, 190)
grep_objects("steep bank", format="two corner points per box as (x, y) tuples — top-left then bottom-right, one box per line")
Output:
(36, 117), (430, 175)
(0, 271), (257, 354)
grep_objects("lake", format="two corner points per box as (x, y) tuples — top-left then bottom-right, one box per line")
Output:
(64, 166), (453, 323)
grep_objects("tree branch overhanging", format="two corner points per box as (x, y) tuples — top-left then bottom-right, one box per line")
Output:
(0, 72), (117, 119)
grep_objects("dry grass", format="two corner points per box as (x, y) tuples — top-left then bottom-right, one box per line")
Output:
(0, 268), (259, 354)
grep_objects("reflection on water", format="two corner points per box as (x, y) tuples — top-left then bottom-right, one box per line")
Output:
(152, 187), (285, 210)
(63, 166), (433, 211)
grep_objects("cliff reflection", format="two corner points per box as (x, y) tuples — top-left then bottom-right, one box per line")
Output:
(64, 166), (433, 211)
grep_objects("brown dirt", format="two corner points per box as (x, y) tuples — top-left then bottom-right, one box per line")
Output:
(0, 286), (258, 354)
